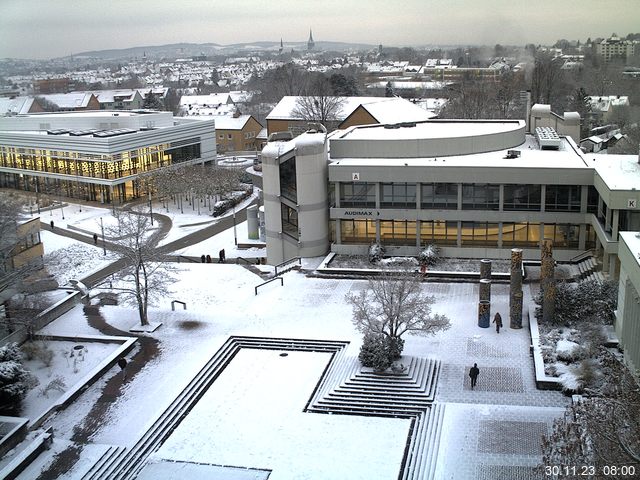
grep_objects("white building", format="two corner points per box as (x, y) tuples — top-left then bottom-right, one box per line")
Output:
(261, 105), (639, 277)
(0, 111), (216, 204)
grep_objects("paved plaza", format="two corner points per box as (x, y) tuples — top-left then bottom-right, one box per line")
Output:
(18, 264), (570, 480)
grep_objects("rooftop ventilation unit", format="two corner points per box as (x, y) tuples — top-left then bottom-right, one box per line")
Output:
(46, 129), (69, 135)
(69, 129), (99, 136)
(93, 128), (137, 138)
(535, 127), (561, 150)
(268, 131), (293, 142)
(505, 150), (521, 159)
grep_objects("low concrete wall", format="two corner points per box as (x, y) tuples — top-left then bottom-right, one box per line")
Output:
(0, 416), (29, 458)
(29, 334), (137, 430)
(528, 305), (562, 391)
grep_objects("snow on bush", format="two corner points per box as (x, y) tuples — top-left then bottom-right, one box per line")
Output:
(555, 339), (583, 362)
(552, 362), (583, 393)
(418, 244), (440, 266)
(368, 243), (385, 263)
(379, 256), (418, 267)
(0, 343), (37, 415)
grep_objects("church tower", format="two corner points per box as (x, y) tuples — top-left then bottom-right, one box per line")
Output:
(307, 29), (315, 51)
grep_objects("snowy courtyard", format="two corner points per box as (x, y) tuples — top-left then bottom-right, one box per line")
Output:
(4, 199), (571, 480)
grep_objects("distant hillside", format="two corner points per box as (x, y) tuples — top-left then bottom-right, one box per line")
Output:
(72, 40), (376, 60)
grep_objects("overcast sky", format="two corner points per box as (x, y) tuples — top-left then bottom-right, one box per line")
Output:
(1, 0), (639, 59)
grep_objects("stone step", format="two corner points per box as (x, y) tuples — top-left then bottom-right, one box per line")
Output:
(82, 445), (127, 480)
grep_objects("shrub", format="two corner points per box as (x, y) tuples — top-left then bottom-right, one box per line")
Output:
(386, 336), (405, 361)
(368, 243), (385, 263)
(21, 341), (54, 367)
(0, 343), (34, 415)
(418, 244), (440, 266)
(359, 333), (392, 371)
(38, 376), (67, 398)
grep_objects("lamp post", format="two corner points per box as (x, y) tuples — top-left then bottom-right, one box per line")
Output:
(233, 202), (237, 246)
(148, 191), (154, 226)
(100, 217), (106, 256)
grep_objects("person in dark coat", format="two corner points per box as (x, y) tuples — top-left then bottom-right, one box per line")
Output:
(50, 220), (54, 229)
(93, 233), (98, 245)
(117, 357), (128, 380)
(221, 249), (226, 262)
(493, 312), (503, 333)
(469, 363), (480, 389)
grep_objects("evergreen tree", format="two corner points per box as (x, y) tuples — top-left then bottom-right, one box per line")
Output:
(142, 91), (164, 110)
(0, 343), (33, 415)
(385, 81), (394, 97)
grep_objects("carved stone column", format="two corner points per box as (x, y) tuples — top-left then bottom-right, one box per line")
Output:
(480, 258), (492, 280)
(540, 238), (556, 323)
(509, 248), (523, 329)
(479, 278), (491, 303)
(478, 300), (491, 328)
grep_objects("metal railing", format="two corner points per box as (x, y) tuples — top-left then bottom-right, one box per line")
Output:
(274, 257), (301, 276)
(255, 276), (283, 295)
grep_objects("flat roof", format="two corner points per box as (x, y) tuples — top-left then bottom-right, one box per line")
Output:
(338, 120), (524, 141)
(620, 231), (640, 270)
(329, 135), (590, 170)
(592, 154), (640, 191)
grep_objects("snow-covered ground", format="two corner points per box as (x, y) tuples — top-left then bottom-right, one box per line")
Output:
(6, 198), (569, 479)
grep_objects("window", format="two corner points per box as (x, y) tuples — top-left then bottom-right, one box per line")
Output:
(380, 220), (417, 245)
(543, 224), (580, 249)
(340, 219), (376, 244)
(502, 222), (540, 248)
(462, 184), (499, 210)
(545, 185), (581, 212)
(227, 134), (233, 140)
(421, 183), (457, 209)
(587, 186), (598, 214)
(340, 182), (375, 208)
(281, 204), (298, 239)
(381, 183), (416, 209)
(503, 184), (541, 211)
(424, 220), (457, 246)
(279, 156), (297, 202)
(461, 222), (500, 247)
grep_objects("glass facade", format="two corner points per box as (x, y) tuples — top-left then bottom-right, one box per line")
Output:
(0, 143), (200, 181)
(502, 222), (541, 248)
(543, 224), (580, 248)
(381, 183), (416, 209)
(281, 204), (298, 239)
(461, 222), (500, 247)
(545, 185), (581, 212)
(421, 220), (457, 246)
(380, 220), (417, 245)
(340, 182), (376, 208)
(503, 184), (541, 211)
(341, 219), (376, 244)
(421, 183), (458, 209)
(279, 156), (297, 203)
(462, 183), (499, 210)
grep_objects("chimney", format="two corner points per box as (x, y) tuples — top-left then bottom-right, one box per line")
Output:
(525, 90), (532, 132)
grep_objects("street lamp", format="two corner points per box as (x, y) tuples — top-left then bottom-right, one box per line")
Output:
(148, 191), (154, 226)
(233, 202), (237, 246)
(100, 217), (106, 256)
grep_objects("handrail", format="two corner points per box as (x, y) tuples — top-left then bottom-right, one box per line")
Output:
(255, 276), (283, 295)
(569, 249), (594, 263)
(275, 257), (301, 276)
(236, 256), (252, 265)
(176, 255), (200, 263)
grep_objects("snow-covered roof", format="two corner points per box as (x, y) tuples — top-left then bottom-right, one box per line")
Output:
(180, 93), (233, 107)
(355, 98), (437, 124)
(0, 96), (35, 115)
(38, 93), (95, 109)
(588, 96), (630, 112)
(266, 96), (437, 122)
(592, 154), (640, 191)
(212, 114), (253, 130)
(81, 90), (140, 104)
(619, 232), (640, 271)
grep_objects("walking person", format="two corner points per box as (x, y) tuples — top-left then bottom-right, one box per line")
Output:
(93, 233), (98, 245)
(493, 312), (503, 334)
(50, 220), (54, 229)
(221, 248), (226, 263)
(117, 357), (128, 381)
(469, 363), (480, 389)
(218, 249), (224, 263)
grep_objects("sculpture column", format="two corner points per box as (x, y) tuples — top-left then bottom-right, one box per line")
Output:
(509, 248), (523, 329)
(540, 238), (556, 323)
(478, 259), (492, 327)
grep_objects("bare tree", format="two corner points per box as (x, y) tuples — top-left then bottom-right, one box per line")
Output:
(345, 272), (450, 354)
(292, 74), (345, 131)
(530, 52), (564, 106)
(541, 349), (640, 476)
(0, 193), (41, 302)
(106, 210), (175, 326)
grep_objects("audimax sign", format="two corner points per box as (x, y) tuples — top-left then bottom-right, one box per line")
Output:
(343, 210), (379, 217)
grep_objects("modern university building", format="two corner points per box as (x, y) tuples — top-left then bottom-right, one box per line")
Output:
(0, 111), (216, 204)
(261, 104), (640, 274)
(261, 104), (640, 372)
